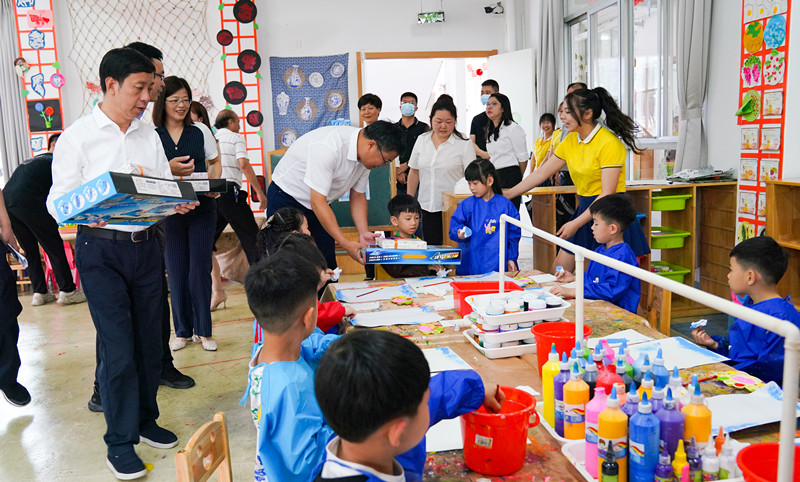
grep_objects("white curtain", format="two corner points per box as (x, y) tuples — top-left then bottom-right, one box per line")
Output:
(675, 0), (713, 171)
(0, 1), (30, 182)
(535, 0), (564, 120)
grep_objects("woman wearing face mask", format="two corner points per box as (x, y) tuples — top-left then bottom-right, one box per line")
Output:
(406, 96), (474, 245)
(484, 93), (528, 210)
(505, 87), (650, 273)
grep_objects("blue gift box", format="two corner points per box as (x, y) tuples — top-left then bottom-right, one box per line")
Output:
(362, 246), (461, 265)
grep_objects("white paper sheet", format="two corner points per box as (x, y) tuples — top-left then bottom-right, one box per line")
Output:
(425, 417), (463, 452)
(335, 284), (417, 303)
(352, 306), (443, 327)
(332, 281), (369, 290)
(458, 271), (526, 286)
(423, 347), (472, 373)
(405, 276), (455, 295)
(627, 337), (729, 370)
(707, 382), (800, 432)
(530, 273), (557, 283)
(348, 302), (380, 312)
(426, 296), (455, 311)
(587, 329), (656, 349)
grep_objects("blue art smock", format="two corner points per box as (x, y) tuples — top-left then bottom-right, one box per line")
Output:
(584, 242), (641, 313)
(448, 195), (520, 276)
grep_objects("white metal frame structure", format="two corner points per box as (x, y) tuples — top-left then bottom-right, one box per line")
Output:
(497, 214), (799, 481)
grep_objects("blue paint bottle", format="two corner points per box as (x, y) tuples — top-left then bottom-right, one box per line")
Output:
(629, 392), (661, 482)
(553, 352), (571, 437)
(652, 348), (670, 388)
(633, 354), (651, 386)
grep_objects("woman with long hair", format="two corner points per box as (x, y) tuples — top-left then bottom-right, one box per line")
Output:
(484, 92), (528, 209)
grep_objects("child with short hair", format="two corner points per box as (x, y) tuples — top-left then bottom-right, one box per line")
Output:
(448, 158), (520, 275)
(312, 330), (504, 481)
(243, 252), (339, 482)
(381, 194), (435, 278)
(551, 193), (641, 313)
(692, 236), (800, 386)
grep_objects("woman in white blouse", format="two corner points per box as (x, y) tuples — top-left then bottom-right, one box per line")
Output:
(406, 97), (474, 245)
(485, 93), (528, 209)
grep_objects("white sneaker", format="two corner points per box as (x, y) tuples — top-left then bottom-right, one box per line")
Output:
(57, 289), (87, 305)
(31, 292), (56, 306)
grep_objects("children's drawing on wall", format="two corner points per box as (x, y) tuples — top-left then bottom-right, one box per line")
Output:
(760, 159), (779, 181)
(760, 127), (781, 151)
(740, 158), (758, 181)
(16, 0), (36, 9)
(741, 56), (762, 88)
(744, 0), (789, 21)
(26, 9), (53, 29)
(736, 220), (756, 243)
(27, 99), (62, 132)
(27, 29), (45, 49)
(29, 136), (46, 154)
(738, 191), (756, 215)
(50, 73), (65, 89)
(736, 90), (761, 122)
(764, 49), (785, 84)
(30, 73), (46, 97)
(741, 127), (759, 150)
(743, 21), (764, 53)
(757, 192), (767, 217)
(764, 14), (787, 47)
(762, 90), (783, 115)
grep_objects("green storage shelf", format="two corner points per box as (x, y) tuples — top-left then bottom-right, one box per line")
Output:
(651, 226), (691, 249)
(651, 193), (692, 211)
(651, 261), (691, 283)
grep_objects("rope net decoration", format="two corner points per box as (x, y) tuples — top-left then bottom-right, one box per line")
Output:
(65, 0), (220, 116)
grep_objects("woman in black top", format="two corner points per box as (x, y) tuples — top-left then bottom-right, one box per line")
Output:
(153, 77), (220, 351)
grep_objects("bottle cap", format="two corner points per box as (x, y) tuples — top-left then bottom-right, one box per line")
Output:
(674, 439), (687, 463)
(638, 392), (652, 413)
(670, 366), (681, 383)
(642, 354), (651, 369)
(703, 436), (717, 457)
(658, 447), (671, 465)
(616, 359), (626, 373)
(570, 348), (577, 361)
(655, 348), (664, 365)
(593, 343), (603, 361)
(687, 436), (699, 457)
(584, 358), (597, 372)
(627, 380), (638, 397)
(606, 386), (620, 407)
(560, 352), (569, 369)
(548, 343), (558, 361)
(691, 374), (698, 386)
(691, 382), (704, 403)
(570, 363), (581, 379)
(643, 370), (653, 385)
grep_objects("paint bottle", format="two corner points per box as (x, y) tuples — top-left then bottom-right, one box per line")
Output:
(620, 340), (635, 377)
(629, 392), (661, 482)
(686, 436), (702, 482)
(682, 384), (712, 450)
(633, 354), (651, 386)
(564, 363), (590, 440)
(582, 356), (598, 399)
(553, 352), (571, 437)
(601, 442), (619, 482)
(601, 339), (616, 366)
(672, 439), (689, 482)
(701, 435), (720, 480)
(717, 434), (738, 479)
(616, 359), (633, 392)
(592, 343), (605, 370)
(620, 381), (639, 418)
(652, 348), (670, 388)
(569, 347), (585, 375)
(650, 377), (666, 414)
(585, 387), (607, 479)
(596, 355), (624, 396)
(631, 352), (647, 378)
(541, 343), (561, 429)
(654, 448), (673, 482)
(668, 367), (687, 410)
(714, 426), (725, 456)
(656, 388), (685, 459)
(637, 370), (654, 401)
(614, 383), (627, 405)
(598, 388), (628, 482)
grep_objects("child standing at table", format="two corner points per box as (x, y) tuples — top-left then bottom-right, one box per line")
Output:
(379, 194), (436, 279)
(550, 193), (641, 313)
(448, 158), (520, 276)
(311, 329), (504, 481)
(692, 236), (800, 386)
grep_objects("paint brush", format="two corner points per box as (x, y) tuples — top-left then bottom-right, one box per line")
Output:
(421, 280), (450, 288)
(357, 288), (380, 298)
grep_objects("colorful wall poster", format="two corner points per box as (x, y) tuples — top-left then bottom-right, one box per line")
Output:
(741, 126), (759, 150)
(738, 191), (757, 215)
(760, 159), (779, 181)
(760, 127), (781, 150)
(741, 158), (758, 181)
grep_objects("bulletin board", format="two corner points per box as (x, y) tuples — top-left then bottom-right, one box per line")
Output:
(735, 0), (791, 242)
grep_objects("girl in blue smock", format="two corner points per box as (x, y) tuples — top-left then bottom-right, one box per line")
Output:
(504, 87), (649, 274)
(449, 159), (520, 275)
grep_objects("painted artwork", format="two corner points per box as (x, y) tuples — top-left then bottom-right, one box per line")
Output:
(764, 49), (786, 84)
(757, 192), (767, 217)
(764, 14), (787, 47)
(744, 0), (789, 21)
(737, 220), (756, 243)
(738, 191), (756, 215)
(740, 158), (758, 181)
(743, 21), (764, 53)
(741, 127), (759, 150)
(30, 72), (46, 97)
(27, 99), (62, 132)
(741, 56), (762, 88)
(737, 90), (761, 122)
(763, 90), (783, 115)
(760, 127), (781, 150)
(760, 159), (779, 181)
(26, 9), (53, 29)
(27, 29), (45, 49)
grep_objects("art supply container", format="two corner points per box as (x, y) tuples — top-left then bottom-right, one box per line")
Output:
(585, 387), (607, 478)
(451, 281), (523, 316)
(461, 386), (539, 476)
(656, 388), (685, 459)
(681, 384), (711, 450)
(598, 389), (628, 482)
(628, 393), (661, 482)
(563, 364), (590, 440)
(531, 321), (593, 376)
(541, 344), (561, 428)
(736, 443), (800, 482)
(553, 353), (571, 437)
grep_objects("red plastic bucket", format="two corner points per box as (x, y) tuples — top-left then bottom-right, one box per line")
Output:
(450, 281), (523, 316)
(531, 322), (593, 376)
(460, 386), (539, 476)
(736, 443), (800, 481)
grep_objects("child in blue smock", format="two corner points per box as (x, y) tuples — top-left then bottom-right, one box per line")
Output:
(551, 193), (641, 313)
(310, 330), (505, 482)
(448, 158), (520, 275)
(692, 236), (800, 386)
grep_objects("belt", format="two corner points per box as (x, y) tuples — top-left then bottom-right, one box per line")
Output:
(77, 225), (157, 243)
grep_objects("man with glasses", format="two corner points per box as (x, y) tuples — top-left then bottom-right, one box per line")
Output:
(267, 121), (404, 267)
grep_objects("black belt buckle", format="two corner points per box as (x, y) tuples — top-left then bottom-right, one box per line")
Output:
(130, 227), (152, 243)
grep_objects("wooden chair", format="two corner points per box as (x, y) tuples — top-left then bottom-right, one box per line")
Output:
(647, 284), (672, 336)
(175, 412), (232, 482)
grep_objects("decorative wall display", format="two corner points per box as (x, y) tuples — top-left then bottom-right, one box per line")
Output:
(26, 100), (62, 132)
(736, 1), (791, 241)
(269, 53), (350, 148)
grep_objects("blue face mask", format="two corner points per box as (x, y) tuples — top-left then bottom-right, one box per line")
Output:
(400, 102), (416, 116)
(480, 94), (491, 105)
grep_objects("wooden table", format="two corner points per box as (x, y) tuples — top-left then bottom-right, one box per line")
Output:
(327, 271), (786, 481)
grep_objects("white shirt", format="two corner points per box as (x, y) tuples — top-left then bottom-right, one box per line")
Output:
(320, 437), (405, 482)
(215, 127), (247, 186)
(271, 126), (369, 210)
(47, 104), (172, 233)
(408, 131), (473, 213)
(193, 121), (219, 162)
(486, 121), (528, 169)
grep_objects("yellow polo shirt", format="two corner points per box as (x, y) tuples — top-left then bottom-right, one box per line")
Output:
(532, 129), (562, 169)
(553, 124), (626, 196)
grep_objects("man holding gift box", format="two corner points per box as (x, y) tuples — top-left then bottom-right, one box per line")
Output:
(47, 48), (198, 480)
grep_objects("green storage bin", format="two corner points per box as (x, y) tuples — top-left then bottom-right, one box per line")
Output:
(651, 261), (691, 282)
(651, 193), (692, 211)
(651, 227), (691, 249)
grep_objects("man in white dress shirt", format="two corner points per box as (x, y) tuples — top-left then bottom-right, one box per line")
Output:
(47, 48), (197, 480)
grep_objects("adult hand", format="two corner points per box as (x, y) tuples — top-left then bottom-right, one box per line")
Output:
(87, 220), (109, 228)
(258, 198), (267, 211)
(397, 172), (407, 184)
(174, 201), (200, 215)
(169, 156), (194, 177)
(556, 219), (580, 240)
(359, 231), (377, 246)
(205, 192), (220, 199)
(343, 240), (366, 265)
(691, 328), (718, 350)
(1, 227), (19, 252)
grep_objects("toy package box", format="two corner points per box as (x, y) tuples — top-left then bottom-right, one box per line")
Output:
(53, 171), (197, 226)
(176, 172), (228, 193)
(377, 237), (428, 249)
(362, 245), (461, 265)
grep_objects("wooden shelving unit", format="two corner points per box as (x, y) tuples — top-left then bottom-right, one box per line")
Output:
(765, 179), (800, 307)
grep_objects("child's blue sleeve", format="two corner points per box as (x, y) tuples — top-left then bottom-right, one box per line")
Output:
(448, 199), (471, 243)
(583, 265), (632, 305)
(300, 328), (340, 366)
(710, 335), (730, 357)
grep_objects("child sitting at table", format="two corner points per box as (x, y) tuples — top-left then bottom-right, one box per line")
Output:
(692, 235), (800, 386)
(550, 193), (641, 313)
(311, 329), (505, 481)
(243, 252), (340, 482)
(448, 158), (520, 275)
(379, 194), (437, 279)
(256, 206), (310, 255)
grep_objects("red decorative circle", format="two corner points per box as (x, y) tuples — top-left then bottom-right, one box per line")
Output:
(476, 68), (483, 76)
(246, 110), (263, 127)
(233, 0), (257, 23)
(216, 29), (233, 47)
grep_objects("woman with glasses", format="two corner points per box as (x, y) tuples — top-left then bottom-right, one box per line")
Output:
(484, 93), (528, 210)
(153, 76), (221, 351)
(406, 96), (474, 245)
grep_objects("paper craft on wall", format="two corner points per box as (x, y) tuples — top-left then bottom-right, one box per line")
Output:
(760, 127), (781, 150)
(736, 90), (761, 121)
(743, 21), (764, 53)
(741, 55), (762, 87)
(736, 220), (756, 243)
(741, 126), (759, 150)
(764, 14), (787, 47)
(760, 159), (779, 181)
(764, 49), (786, 84)
(740, 158), (758, 181)
(738, 191), (757, 215)
(763, 90), (783, 114)
(27, 99), (62, 132)
(758, 191), (767, 217)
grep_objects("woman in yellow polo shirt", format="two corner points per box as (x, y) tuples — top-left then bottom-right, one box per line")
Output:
(530, 112), (561, 187)
(505, 87), (650, 272)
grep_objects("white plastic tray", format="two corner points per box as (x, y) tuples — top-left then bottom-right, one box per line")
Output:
(463, 329), (537, 359)
(535, 406), (569, 445)
(561, 440), (596, 481)
(469, 323), (536, 344)
(466, 293), (571, 326)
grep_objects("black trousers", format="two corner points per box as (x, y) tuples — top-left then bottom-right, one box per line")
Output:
(421, 210), (443, 246)
(213, 187), (260, 265)
(7, 206), (76, 294)
(76, 230), (163, 452)
(0, 244), (23, 389)
(497, 165), (524, 210)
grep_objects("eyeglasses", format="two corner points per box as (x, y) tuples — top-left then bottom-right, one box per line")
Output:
(166, 98), (190, 105)
(486, 102), (500, 108)
(155, 73), (165, 81)
(377, 146), (391, 166)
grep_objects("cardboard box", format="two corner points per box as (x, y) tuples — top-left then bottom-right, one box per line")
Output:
(176, 173), (228, 193)
(377, 237), (427, 249)
(362, 245), (461, 265)
(53, 171), (197, 226)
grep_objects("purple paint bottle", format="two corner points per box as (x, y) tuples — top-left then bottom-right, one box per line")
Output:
(687, 436), (702, 481)
(656, 387), (685, 459)
(553, 352), (571, 437)
(621, 381), (639, 418)
(651, 377), (666, 414)
(654, 447), (673, 482)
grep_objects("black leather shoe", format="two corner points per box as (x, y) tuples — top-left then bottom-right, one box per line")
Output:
(1, 382), (31, 407)
(88, 390), (103, 412)
(159, 366), (195, 389)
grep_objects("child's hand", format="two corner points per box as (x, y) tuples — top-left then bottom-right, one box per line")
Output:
(343, 305), (356, 320)
(550, 286), (575, 298)
(691, 328), (718, 350)
(507, 260), (518, 272)
(483, 383), (506, 412)
(458, 227), (466, 239)
(555, 270), (575, 283)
